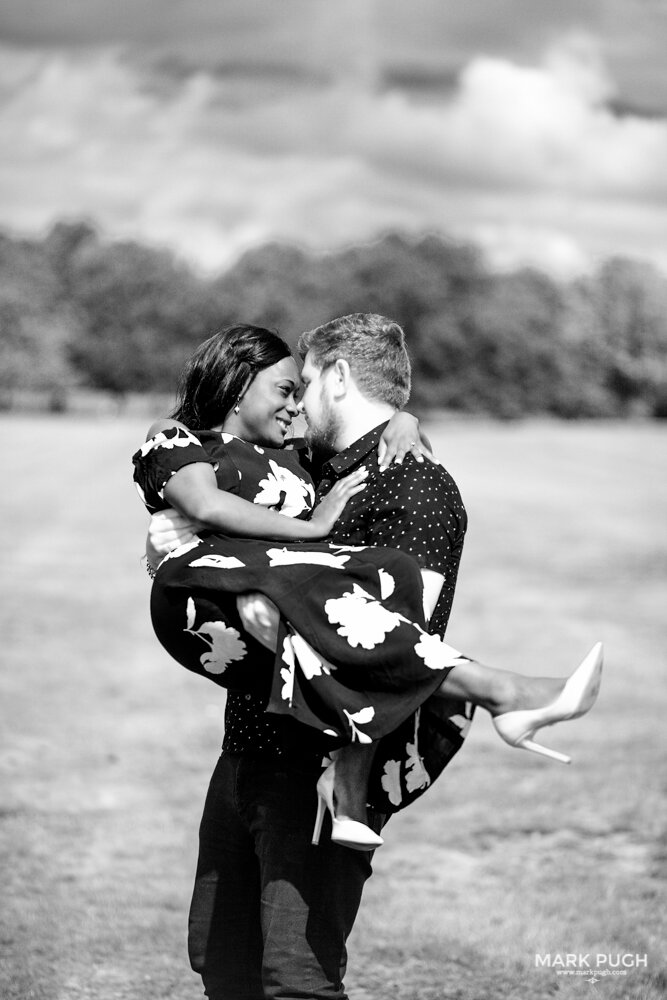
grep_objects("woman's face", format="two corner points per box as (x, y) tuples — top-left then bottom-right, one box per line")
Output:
(226, 355), (301, 447)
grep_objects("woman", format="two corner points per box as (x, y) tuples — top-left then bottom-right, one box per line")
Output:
(134, 325), (603, 849)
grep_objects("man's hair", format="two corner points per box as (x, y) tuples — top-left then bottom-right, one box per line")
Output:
(297, 313), (411, 409)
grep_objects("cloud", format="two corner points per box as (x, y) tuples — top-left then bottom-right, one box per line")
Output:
(0, 0), (369, 85)
(4, 0), (667, 110)
(381, 0), (667, 113)
(0, 37), (666, 277)
(350, 37), (664, 194)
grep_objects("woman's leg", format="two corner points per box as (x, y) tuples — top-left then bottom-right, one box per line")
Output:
(329, 743), (379, 825)
(437, 644), (603, 764)
(436, 657), (564, 716)
(334, 647), (603, 831)
(331, 664), (564, 826)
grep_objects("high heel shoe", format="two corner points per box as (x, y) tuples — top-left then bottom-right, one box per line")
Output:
(492, 642), (603, 763)
(312, 762), (384, 852)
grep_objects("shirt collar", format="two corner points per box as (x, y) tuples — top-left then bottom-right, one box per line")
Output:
(321, 420), (390, 480)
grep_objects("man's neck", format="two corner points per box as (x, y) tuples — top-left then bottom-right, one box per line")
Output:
(334, 401), (396, 453)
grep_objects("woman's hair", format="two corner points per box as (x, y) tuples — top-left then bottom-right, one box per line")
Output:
(171, 325), (293, 428)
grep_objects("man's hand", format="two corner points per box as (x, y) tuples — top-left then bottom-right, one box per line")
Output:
(237, 593), (280, 651)
(146, 508), (198, 570)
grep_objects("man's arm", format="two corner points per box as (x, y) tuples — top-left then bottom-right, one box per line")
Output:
(356, 458), (466, 639)
(421, 569), (445, 620)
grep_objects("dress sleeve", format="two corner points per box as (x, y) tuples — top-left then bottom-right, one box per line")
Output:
(132, 426), (217, 514)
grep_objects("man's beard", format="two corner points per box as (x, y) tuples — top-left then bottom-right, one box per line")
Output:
(304, 392), (340, 457)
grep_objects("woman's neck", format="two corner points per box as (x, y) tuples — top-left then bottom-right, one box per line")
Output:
(215, 421), (278, 449)
(218, 416), (244, 437)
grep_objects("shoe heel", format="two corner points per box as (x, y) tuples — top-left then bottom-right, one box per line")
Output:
(312, 793), (326, 846)
(520, 738), (571, 764)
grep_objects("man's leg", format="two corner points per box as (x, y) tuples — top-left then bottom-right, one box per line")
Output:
(236, 756), (384, 1000)
(188, 753), (264, 1000)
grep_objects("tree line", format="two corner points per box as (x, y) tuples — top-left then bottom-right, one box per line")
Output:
(1, 220), (666, 418)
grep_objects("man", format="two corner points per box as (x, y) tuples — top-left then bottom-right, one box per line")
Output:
(150, 314), (473, 1000)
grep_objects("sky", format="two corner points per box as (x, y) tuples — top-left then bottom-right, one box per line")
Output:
(1, 0), (667, 278)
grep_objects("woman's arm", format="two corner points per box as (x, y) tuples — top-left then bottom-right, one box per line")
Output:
(377, 411), (438, 471)
(142, 416), (367, 542)
(163, 461), (367, 541)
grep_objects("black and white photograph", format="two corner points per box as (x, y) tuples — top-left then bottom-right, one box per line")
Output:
(1, 3), (665, 999)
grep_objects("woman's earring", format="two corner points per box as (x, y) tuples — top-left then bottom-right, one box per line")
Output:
(234, 401), (241, 414)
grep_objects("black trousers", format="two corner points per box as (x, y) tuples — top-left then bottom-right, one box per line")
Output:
(188, 753), (385, 1000)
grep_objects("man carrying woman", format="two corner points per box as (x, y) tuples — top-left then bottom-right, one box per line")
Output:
(136, 314), (602, 1000)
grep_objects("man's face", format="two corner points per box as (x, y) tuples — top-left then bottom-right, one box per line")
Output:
(299, 352), (341, 455)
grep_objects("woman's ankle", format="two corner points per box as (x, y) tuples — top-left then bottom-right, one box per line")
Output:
(437, 661), (562, 716)
(331, 747), (375, 823)
(491, 675), (565, 716)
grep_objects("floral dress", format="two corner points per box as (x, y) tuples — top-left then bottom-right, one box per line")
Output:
(133, 427), (468, 811)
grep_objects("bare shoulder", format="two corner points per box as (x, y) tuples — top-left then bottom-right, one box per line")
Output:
(145, 417), (188, 442)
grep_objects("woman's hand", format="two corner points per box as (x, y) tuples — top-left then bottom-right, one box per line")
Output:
(377, 411), (439, 471)
(308, 467), (368, 537)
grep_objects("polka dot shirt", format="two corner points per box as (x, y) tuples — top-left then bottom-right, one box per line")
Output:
(316, 421), (467, 637)
(222, 420), (467, 757)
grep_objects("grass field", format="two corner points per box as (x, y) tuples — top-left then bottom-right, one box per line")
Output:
(1, 414), (665, 1000)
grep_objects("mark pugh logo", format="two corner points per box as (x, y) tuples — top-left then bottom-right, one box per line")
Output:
(535, 953), (648, 970)
(534, 953), (649, 983)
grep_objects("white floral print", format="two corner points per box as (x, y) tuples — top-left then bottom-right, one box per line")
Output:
(448, 701), (474, 738)
(324, 585), (402, 649)
(378, 569), (395, 600)
(187, 624), (247, 673)
(379, 711), (431, 806)
(162, 538), (202, 563)
(343, 705), (375, 744)
(253, 459), (315, 517)
(280, 636), (296, 704)
(405, 747), (430, 795)
(139, 427), (203, 458)
(189, 554), (246, 570)
(290, 633), (334, 679)
(405, 711), (431, 794)
(413, 631), (464, 671)
(380, 759), (403, 807)
(267, 548), (351, 569)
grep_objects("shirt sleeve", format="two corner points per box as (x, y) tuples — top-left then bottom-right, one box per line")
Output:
(132, 426), (218, 514)
(363, 460), (467, 582)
